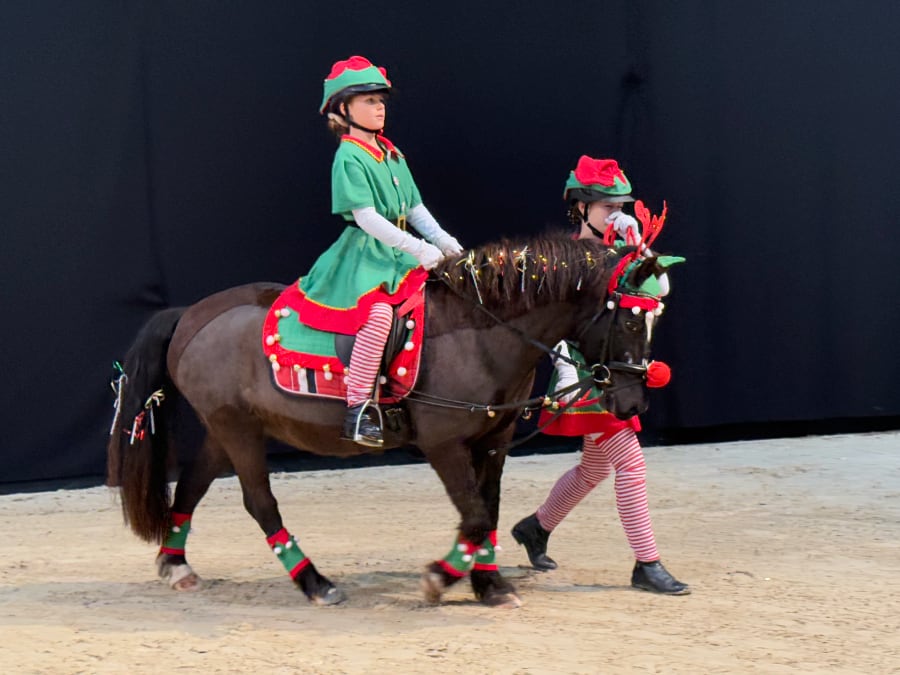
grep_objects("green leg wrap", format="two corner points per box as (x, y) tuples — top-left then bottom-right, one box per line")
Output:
(438, 535), (479, 578)
(267, 528), (310, 579)
(159, 512), (191, 555)
(473, 530), (499, 572)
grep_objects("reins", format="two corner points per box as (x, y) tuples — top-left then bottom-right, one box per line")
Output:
(432, 274), (584, 368)
(387, 274), (619, 453)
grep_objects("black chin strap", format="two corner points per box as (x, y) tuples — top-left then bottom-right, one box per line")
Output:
(344, 113), (383, 135)
(586, 221), (605, 239)
(579, 202), (606, 239)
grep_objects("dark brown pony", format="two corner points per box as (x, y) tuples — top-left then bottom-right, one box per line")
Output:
(107, 235), (671, 608)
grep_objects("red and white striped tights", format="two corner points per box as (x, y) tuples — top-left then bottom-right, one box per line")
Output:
(345, 302), (394, 406)
(535, 428), (660, 562)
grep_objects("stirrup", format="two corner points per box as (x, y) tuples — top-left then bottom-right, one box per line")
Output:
(345, 399), (384, 447)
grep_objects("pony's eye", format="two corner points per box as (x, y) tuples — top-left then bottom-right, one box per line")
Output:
(625, 320), (643, 333)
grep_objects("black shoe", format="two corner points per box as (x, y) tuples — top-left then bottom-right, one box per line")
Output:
(631, 560), (690, 595)
(511, 513), (557, 571)
(342, 403), (383, 447)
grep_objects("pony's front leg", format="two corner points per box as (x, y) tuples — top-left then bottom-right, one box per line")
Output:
(469, 446), (521, 608)
(418, 440), (509, 606)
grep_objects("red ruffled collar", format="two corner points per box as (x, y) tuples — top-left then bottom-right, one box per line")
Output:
(340, 134), (403, 162)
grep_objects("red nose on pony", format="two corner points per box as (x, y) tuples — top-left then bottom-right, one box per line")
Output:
(646, 360), (671, 388)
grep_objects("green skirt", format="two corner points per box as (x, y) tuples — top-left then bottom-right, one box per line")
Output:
(295, 226), (428, 334)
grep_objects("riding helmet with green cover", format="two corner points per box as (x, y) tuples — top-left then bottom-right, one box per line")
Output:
(319, 55), (392, 114)
(564, 155), (635, 204)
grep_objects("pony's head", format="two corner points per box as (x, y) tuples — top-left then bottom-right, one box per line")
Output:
(574, 251), (685, 419)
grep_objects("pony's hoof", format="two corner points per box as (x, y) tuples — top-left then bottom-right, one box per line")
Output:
(172, 572), (202, 592)
(311, 585), (345, 606)
(420, 570), (446, 605)
(482, 591), (522, 609)
(158, 559), (201, 591)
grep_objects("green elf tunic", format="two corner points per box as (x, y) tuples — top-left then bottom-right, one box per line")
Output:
(538, 342), (641, 438)
(295, 134), (429, 334)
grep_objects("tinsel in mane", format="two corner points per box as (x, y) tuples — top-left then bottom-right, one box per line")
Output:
(432, 233), (621, 315)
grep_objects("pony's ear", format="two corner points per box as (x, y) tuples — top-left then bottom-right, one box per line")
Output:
(655, 255), (686, 270)
(631, 255), (686, 296)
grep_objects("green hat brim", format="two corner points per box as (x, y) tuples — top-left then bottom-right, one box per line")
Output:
(320, 66), (392, 113)
(566, 187), (635, 204)
(564, 173), (633, 202)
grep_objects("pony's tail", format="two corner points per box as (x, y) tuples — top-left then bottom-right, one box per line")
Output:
(107, 307), (186, 544)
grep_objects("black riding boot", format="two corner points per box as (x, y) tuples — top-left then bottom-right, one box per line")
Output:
(631, 560), (691, 595)
(342, 402), (383, 448)
(511, 513), (557, 571)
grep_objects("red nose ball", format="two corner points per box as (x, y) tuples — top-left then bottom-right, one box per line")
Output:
(646, 361), (671, 388)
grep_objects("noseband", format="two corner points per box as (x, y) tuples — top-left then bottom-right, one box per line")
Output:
(576, 292), (656, 395)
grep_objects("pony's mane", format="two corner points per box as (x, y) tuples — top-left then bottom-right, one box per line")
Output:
(432, 233), (621, 313)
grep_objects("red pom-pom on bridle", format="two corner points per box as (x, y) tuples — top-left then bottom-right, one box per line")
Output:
(646, 360), (671, 388)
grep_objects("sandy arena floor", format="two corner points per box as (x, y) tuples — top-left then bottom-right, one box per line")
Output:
(2, 432), (899, 674)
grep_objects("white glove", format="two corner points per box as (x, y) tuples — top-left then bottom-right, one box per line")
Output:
(407, 204), (464, 256)
(408, 239), (445, 270)
(430, 232), (464, 256)
(605, 211), (641, 244)
(352, 207), (445, 270)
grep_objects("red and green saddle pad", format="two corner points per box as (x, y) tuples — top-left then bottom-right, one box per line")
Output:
(261, 283), (425, 403)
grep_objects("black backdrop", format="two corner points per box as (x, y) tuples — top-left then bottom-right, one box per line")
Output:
(3, 2), (899, 485)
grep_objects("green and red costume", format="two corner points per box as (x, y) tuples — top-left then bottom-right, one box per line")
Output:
(294, 134), (428, 334)
(539, 342), (640, 437)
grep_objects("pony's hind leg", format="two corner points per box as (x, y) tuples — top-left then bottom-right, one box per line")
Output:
(157, 435), (230, 591)
(211, 410), (345, 605)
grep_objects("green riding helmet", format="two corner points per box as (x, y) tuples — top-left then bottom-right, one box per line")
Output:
(320, 55), (392, 115)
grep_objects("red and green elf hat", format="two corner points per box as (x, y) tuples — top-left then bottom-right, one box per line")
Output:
(563, 156), (635, 204)
(320, 55), (392, 114)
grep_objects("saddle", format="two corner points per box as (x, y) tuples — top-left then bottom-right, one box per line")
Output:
(261, 284), (425, 407)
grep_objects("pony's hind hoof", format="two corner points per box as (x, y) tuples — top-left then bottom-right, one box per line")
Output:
(172, 572), (201, 592)
(311, 585), (346, 606)
(157, 557), (201, 591)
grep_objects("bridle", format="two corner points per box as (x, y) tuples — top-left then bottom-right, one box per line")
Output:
(574, 291), (658, 395)
(385, 271), (653, 451)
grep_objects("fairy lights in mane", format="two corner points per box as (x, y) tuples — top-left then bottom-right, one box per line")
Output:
(433, 235), (616, 309)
